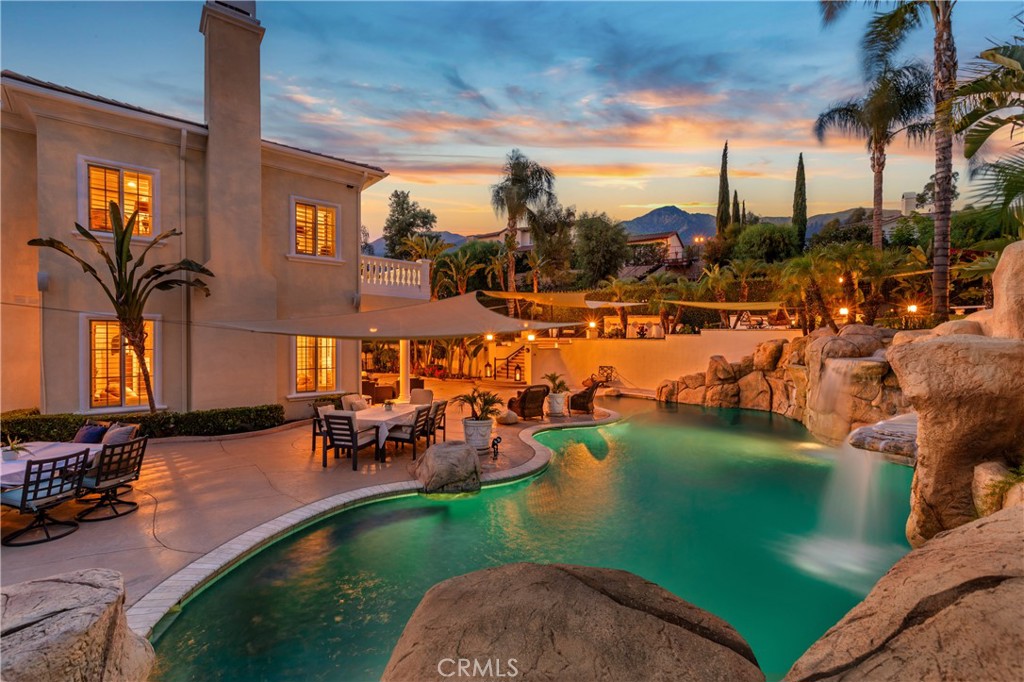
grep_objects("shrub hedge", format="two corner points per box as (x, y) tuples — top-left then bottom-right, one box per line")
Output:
(1, 404), (285, 442)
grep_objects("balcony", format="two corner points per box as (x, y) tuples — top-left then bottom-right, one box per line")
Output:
(359, 255), (430, 302)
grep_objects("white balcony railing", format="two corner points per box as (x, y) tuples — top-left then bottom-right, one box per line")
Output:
(360, 256), (431, 300)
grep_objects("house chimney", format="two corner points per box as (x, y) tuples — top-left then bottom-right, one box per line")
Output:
(199, 0), (263, 265)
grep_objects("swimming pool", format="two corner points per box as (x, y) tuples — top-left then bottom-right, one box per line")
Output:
(152, 398), (912, 681)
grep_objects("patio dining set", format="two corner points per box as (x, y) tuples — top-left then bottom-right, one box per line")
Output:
(0, 425), (148, 547)
(312, 388), (447, 469)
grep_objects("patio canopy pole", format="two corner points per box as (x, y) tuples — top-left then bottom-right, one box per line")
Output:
(399, 339), (410, 402)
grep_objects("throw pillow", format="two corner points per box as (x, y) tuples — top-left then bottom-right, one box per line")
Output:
(102, 423), (138, 445)
(73, 424), (108, 443)
(349, 398), (368, 411)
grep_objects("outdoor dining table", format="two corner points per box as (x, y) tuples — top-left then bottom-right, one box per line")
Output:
(353, 403), (419, 448)
(0, 442), (104, 489)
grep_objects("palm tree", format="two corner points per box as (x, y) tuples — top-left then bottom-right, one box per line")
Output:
(822, 0), (959, 320)
(859, 247), (907, 324)
(490, 149), (556, 297)
(669, 279), (701, 332)
(437, 250), (483, 296)
(484, 253), (507, 291)
(599, 276), (635, 330)
(699, 264), (734, 327)
(815, 61), (932, 250)
(525, 251), (547, 293)
(822, 242), (869, 322)
(726, 258), (763, 303)
(783, 254), (840, 333)
(768, 261), (812, 333)
(952, 42), (1024, 161)
(28, 202), (213, 413)
(956, 252), (1001, 308)
(402, 233), (449, 299)
(644, 272), (676, 331)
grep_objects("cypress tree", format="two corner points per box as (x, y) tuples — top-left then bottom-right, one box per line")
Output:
(741, 200), (747, 226)
(793, 153), (808, 251)
(715, 141), (730, 237)
(731, 190), (741, 226)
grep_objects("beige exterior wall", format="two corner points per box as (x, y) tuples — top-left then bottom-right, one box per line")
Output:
(1, 125), (41, 411)
(529, 329), (805, 390)
(0, 3), (388, 419)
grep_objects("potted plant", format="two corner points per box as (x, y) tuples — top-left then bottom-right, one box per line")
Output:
(543, 372), (571, 417)
(2, 436), (27, 461)
(453, 387), (503, 451)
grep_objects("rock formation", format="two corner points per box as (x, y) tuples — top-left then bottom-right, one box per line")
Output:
(785, 506), (1024, 682)
(382, 562), (765, 682)
(887, 241), (1024, 547)
(657, 325), (907, 445)
(409, 441), (482, 494)
(0, 568), (154, 682)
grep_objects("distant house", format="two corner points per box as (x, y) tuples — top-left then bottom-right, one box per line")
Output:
(627, 231), (686, 264)
(0, 1), (425, 418)
(466, 226), (532, 250)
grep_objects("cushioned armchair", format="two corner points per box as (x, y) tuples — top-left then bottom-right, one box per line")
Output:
(569, 381), (604, 415)
(76, 437), (147, 522)
(1, 450), (90, 546)
(508, 384), (550, 420)
(323, 412), (379, 470)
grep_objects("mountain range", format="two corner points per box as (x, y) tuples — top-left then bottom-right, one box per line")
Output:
(367, 205), (899, 255)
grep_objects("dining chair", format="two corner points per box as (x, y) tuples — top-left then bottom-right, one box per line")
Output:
(311, 403), (336, 453)
(433, 400), (449, 442)
(75, 437), (147, 522)
(323, 412), (379, 470)
(384, 405), (431, 460)
(1, 449), (90, 546)
(409, 388), (434, 405)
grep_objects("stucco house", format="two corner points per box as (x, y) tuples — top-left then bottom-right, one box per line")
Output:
(1, 1), (423, 419)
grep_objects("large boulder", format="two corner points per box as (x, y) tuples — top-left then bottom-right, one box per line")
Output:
(786, 506), (1024, 682)
(410, 441), (482, 493)
(753, 339), (787, 371)
(888, 334), (1024, 546)
(738, 371), (772, 411)
(677, 386), (707, 405)
(705, 382), (740, 408)
(656, 380), (679, 403)
(680, 371), (705, 390)
(705, 355), (736, 385)
(989, 239), (1024, 339)
(0, 569), (154, 682)
(974, 461), (1012, 517)
(382, 563), (764, 682)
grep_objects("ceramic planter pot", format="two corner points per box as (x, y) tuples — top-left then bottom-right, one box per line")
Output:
(462, 418), (494, 451)
(546, 392), (569, 417)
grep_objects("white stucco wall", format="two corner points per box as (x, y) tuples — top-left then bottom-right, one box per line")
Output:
(529, 329), (804, 390)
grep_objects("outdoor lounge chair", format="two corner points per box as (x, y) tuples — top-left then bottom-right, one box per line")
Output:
(508, 384), (549, 420)
(569, 381), (604, 415)
(323, 412), (379, 470)
(75, 437), (147, 522)
(384, 405), (431, 460)
(1, 449), (90, 546)
(371, 383), (397, 404)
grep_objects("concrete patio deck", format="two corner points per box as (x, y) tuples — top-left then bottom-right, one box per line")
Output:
(0, 380), (612, 616)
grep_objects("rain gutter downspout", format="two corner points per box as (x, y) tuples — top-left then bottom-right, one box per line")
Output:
(179, 128), (191, 411)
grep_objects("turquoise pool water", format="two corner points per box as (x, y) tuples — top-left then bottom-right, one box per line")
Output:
(152, 399), (912, 681)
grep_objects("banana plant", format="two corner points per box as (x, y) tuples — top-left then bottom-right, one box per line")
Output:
(29, 201), (214, 413)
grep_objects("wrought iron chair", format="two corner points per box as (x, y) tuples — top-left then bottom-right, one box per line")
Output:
(1, 450), (90, 546)
(323, 412), (379, 470)
(384, 405), (431, 460)
(75, 437), (148, 522)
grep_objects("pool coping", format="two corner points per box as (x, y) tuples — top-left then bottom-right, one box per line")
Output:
(126, 407), (622, 639)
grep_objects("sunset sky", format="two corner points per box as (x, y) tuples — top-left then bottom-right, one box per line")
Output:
(2, 1), (1016, 237)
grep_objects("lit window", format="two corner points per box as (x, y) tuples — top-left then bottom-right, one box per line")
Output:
(90, 320), (155, 409)
(294, 202), (336, 257)
(88, 164), (154, 235)
(296, 336), (336, 393)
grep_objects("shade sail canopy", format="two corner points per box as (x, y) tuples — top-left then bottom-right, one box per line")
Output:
(484, 290), (644, 309)
(217, 292), (577, 339)
(664, 300), (783, 311)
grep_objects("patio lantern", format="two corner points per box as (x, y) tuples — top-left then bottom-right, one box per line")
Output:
(484, 362), (493, 378)
(907, 304), (918, 314)
(485, 333), (494, 341)
(839, 307), (849, 316)
(527, 333), (536, 342)
(514, 365), (522, 382)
